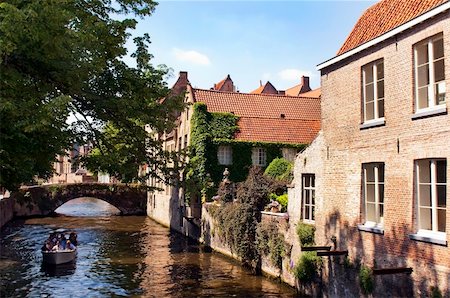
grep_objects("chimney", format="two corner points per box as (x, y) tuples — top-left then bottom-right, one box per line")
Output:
(299, 76), (311, 93)
(179, 71), (188, 81)
(259, 80), (263, 87)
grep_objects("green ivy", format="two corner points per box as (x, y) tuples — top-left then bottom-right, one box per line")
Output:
(294, 251), (322, 282)
(297, 222), (315, 246)
(359, 265), (374, 295)
(187, 102), (307, 201)
(256, 219), (286, 270)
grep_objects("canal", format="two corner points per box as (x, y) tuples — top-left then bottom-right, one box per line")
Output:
(0, 198), (297, 297)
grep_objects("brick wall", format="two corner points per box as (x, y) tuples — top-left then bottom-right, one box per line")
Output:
(316, 11), (450, 296)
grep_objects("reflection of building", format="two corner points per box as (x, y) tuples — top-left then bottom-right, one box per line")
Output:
(290, 0), (449, 295)
(147, 71), (321, 236)
(46, 143), (95, 184)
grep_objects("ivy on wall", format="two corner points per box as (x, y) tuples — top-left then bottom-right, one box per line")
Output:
(186, 102), (306, 201)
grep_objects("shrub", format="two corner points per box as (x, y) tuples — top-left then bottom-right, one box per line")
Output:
(264, 158), (293, 181)
(359, 265), (374, 295)
(296, 222), (315, 246)
(256, 220), (286, 269)
(294, 252), (322, 282)
(276, 193), (288, 211)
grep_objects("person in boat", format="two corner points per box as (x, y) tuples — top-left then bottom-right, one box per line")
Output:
(69, 232), (77, 246)
(66, 240), (75, 250)
(42, 240), (52, 252)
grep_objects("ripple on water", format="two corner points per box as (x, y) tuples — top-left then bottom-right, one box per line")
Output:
(1, 198), (297, 297)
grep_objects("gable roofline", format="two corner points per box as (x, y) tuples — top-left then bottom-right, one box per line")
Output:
(317, 1), (450, 71)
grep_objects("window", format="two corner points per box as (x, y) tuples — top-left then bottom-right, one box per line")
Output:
(251, 147), (267, 166)
(302, 174), (315, 222)
(184, 134), (188, 149)
(416, 159), (446, 233)
(414, 34), (446, 111)
(217, 145), (232, 165)
(362, 60), (385, 122)
(362, 163), (384, 227)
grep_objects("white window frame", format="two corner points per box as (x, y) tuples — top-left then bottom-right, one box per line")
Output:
(302, 174), (315, 223)
(362, 60), (385, 123)
(362, 163), (384, 228)
(217, 145), (232, 165)
(415, 159), (446, 237)
(414, 34), (446, 113)
(251, 147), (267, 166)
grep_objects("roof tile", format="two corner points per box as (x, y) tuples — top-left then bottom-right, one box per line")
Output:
(338, 0), (448, 55)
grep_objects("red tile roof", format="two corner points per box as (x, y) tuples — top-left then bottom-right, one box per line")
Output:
(236, 118), (320, 144)
(338, 0), (448, 55)
(192, 89), (321, 144)
(250, 81), (278, 95)
(299, 88), (321, 98)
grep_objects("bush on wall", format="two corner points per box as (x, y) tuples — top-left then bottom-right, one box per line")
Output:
(264, 157), (293, 182)
(296, 222), (315, 246)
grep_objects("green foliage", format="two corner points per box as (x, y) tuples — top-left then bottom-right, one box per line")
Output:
(430, 286), (443, 298)
(296, 222), (316, 246)
(294, 252), (322, 282)
(264, 158), (293, 181)
(0, 0), (182, 189)
(359, 265), (374, 295)
(268, 193), (288, 212)
(256, 220), (286, 269)
(209, 167), (281, 272)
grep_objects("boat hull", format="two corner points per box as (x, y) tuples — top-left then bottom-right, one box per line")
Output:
(42, 249), (77, 265)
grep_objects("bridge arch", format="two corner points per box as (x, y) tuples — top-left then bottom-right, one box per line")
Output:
(11, 183), (147, 217)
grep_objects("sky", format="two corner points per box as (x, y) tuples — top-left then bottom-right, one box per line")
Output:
(125, 0), (376, 93)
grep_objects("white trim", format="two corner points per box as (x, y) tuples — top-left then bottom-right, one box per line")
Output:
(317, 2), (450, 70)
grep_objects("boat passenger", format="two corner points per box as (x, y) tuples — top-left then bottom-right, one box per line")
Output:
(69, 232), (77, 246)
(66, 240), (75, 250)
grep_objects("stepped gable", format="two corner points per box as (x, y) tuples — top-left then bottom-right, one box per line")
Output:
(338, 0), (448, 55)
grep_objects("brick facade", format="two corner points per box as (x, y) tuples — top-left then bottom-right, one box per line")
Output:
(292, 9), (450, 296)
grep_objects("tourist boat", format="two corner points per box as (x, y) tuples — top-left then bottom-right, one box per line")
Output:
(42, 248), (77, 265)
(42, 229), (77, 265)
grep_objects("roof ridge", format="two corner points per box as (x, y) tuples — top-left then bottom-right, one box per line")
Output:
(193, 87), (319, 99)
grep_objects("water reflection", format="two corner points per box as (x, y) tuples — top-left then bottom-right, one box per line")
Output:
(0, 198), (297, 297)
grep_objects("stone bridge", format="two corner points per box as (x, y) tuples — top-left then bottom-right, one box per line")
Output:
(10, 183), (147, 217)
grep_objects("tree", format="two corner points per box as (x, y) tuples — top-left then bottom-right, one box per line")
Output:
(0, 0), (182, 189)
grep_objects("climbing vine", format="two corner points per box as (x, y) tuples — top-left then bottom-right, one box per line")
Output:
(256, 219), (287, 270)
(186, 102), (305, 201)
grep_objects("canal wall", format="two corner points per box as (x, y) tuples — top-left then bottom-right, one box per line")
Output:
(0, 198), (14, 228)
(200, 204), (302, 290)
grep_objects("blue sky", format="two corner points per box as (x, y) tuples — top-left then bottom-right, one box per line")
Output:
(126, 1), (376, 92)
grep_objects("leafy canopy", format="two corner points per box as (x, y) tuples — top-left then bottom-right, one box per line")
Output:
(0, 0), (182, 189)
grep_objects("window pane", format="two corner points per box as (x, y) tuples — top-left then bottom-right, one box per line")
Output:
(416, 42), (429, 65)
(418, 160), (431, 183)
(433, 38), (444, 59)
(366, 203), (376, 222)
(366, 83), (374, 101)
(436, 81), (446, 105)
(379, 184), (384, 203)
(365, 165), (375, 182)
(379, 203), (384, 219)
(437, 209), (446, 232)
(304, 176), (310, 187)
(437, 185), (446, 208)
(437, 160), (447, 183)
(377, 80), (384, 99)
(417, 64), (430, 87)
(377, 62), (384, 79)
(419, 207), (432, 230)
(311, 206), (315, 221)
(378, 99), (384, 118)
(418, 87), (429, 109)
(378, 164), (385, 182)
(364, 65), (374, 83)
(419, 184), (431, 207)
(366, 102), (374, 120)
(312, 190), (315, 205)
(305, 206), (310, 221)
(311, 176), (315, 187)
(305, 190), (310, 204)
(434, 59), (445, 83)
(366, 184), (375, 202)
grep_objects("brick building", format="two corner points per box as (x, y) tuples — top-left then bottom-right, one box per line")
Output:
(290, 0), (449, 295)
(147, 72), (321, 235)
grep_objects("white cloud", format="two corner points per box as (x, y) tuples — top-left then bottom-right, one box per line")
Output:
(172, 48), (211, 66)
(278, 69), (312, 81)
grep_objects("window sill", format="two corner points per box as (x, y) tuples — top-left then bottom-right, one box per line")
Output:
(359, 118), (385, 130)
(358, 224), (384, 234)
(409, 232), (447, 246)
(412, 106), (447, 120)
